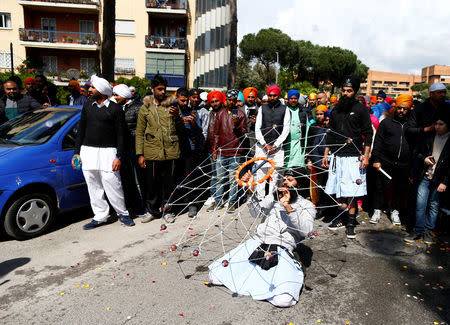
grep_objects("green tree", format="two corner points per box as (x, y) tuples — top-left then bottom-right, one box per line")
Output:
(239, 28), (292, 85)
(411, 83), (430, 92)
(115, 76), (150, 98)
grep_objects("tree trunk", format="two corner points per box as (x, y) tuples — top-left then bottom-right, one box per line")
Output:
(227, 0), (237, 89)
(101, 0), (116, 82)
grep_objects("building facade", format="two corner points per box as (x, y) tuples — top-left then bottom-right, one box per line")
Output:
(360, 70), (423, 98)
(0, 0), (234, 89)
(421, 64), (450, 84)
(193, 0), (232, 89)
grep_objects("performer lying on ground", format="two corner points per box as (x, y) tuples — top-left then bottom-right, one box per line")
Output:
(208, 169), (316, 307)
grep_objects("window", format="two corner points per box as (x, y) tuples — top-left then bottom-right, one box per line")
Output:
(115, 20), (135, 36)
(115, 58), (135, 75)
(62, 122), (79, 150)
(80, 20), (95, 33)
(146, 52), (185, 75)
(0, 52), (11, 68)
(0, 13), (11, 29)
(80, 58), (96, 75)
(43, 56), (58, 74)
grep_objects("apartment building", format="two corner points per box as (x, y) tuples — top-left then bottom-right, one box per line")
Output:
(421, 64), (450, 84)
(360, 70), (423, 98)
(0, 0), (234, 89)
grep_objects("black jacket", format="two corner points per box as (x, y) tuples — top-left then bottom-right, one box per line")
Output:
(417, 133), (449, 186)
(372, 115), (412, 167)
(0, 93), (42, 124)
(407, 99), (450, 146)
(326, 101), (373, 156)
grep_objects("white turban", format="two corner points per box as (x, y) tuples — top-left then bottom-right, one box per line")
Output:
(262, 94), (268, 101)
(90, 75), (113, 97)
(113, 84), (132, 99)
(200, 91), (208, 102)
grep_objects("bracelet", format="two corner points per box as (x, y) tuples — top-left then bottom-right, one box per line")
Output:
(115, 155), (121, 160)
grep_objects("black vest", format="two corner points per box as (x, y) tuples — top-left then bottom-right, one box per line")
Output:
(260, 101), (286, 145)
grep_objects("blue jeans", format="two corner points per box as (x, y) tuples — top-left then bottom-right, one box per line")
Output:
(415, 177), (441, 234)
(209, 156), (218, 198)
(214, 155), (241, 204)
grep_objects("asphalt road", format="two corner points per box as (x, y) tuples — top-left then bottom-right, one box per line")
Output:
(0, 206), (449, 325)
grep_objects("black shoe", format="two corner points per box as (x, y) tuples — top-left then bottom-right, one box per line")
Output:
(83, 219), (106, 230)
(119, 214), (135, 227)
(423, 231), (434, 244)
(404, 232), (423, 243)
(328, 218), (345, 231)
(346, 226), (356, 239)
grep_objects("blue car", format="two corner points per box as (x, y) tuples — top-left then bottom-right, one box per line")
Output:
(0, 106), (90, 240)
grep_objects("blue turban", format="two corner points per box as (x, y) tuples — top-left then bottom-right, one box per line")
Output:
(287, 89), (300, 99)
(238, 91), (245, 103)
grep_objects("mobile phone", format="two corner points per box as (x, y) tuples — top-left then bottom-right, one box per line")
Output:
(248, 108), (256, 117)
(232, 108), (238, 116)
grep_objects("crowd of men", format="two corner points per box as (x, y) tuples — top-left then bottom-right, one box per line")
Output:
(0, 73), (448, 242)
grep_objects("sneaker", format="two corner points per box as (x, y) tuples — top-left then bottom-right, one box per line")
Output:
(390, 210), (401, 225)
(141, 212), (157, 223)
(226, 204), (236, 214)
(119, 214), (135, 227)
(328, 218), (345, 231)
(423, 231), (434, 245)
(163, 213), (176, 224)
(82, 219), (106, 230)
(370, 209), (382, 224)
(346, 225), (356, 239)
(404, 232), (423, 243)
(205, 197), (215, 206)
(188, 205), (198, 218)
(206, 201), (219, 212)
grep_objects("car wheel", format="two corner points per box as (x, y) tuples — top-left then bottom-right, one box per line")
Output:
(4, 193), (56, 240)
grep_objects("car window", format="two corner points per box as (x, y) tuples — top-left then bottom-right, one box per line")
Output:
(62, 122), (79, 151)
(0, 108), (78, 146)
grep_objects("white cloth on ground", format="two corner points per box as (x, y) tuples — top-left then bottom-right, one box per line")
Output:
(325, 155), (367, 198)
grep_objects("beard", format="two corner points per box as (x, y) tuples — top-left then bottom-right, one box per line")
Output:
(335, 95), (356, 112)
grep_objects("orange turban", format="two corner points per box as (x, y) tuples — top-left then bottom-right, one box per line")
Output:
(309, 93), (317, 100)
(396, 94), (413, 109)
(69, 80), (80, 91)
(243, 87), (257, 101)
(207, 90), (225, 103)
(316, 105), (328, 113)
(329, 96), (337, 103)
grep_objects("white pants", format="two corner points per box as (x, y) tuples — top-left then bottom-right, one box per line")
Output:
(208, 272), (296, 307)
(82, 169), (129, 221)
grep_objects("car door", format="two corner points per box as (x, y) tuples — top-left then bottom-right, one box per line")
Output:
(56, 119), (89, 210)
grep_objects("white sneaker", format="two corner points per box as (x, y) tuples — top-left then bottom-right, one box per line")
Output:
(391, 210), (401, 225)
(370, 209), (381, 224)
(205, 197), (215, 206)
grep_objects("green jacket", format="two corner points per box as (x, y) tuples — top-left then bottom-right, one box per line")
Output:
(135, 95), (184, 161)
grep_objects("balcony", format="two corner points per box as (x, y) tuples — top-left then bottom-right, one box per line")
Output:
(19, 29), (100, 50)
(146, 0), (188, 15)
(145, 35), (187, 53)
(18, 0), (100, 13)
(145, 73), (185, 88)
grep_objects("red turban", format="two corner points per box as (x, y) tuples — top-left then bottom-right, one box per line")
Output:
(243, 87), (257, 101)
(69, 80), (81, 91)
(25, 77), (36, 85)
(267, 85), (281, 96)
(207, 90), (225, 103)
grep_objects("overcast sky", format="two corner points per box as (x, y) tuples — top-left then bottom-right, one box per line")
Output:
(237, 0), (450, 75)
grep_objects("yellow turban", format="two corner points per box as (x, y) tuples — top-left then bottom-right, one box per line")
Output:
(396, 94), (413, 109)
(329, 96), (337, 103)
(309, 93), (317, 100)
(243, 87), (258, 101)
(316, 105), (328, 113)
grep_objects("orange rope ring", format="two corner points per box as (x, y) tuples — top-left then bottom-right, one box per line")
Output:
(235, 157), (276, 187)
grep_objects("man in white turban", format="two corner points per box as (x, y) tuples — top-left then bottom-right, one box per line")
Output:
(73, 76), (135, 230)
(113, 84), (146, 217)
